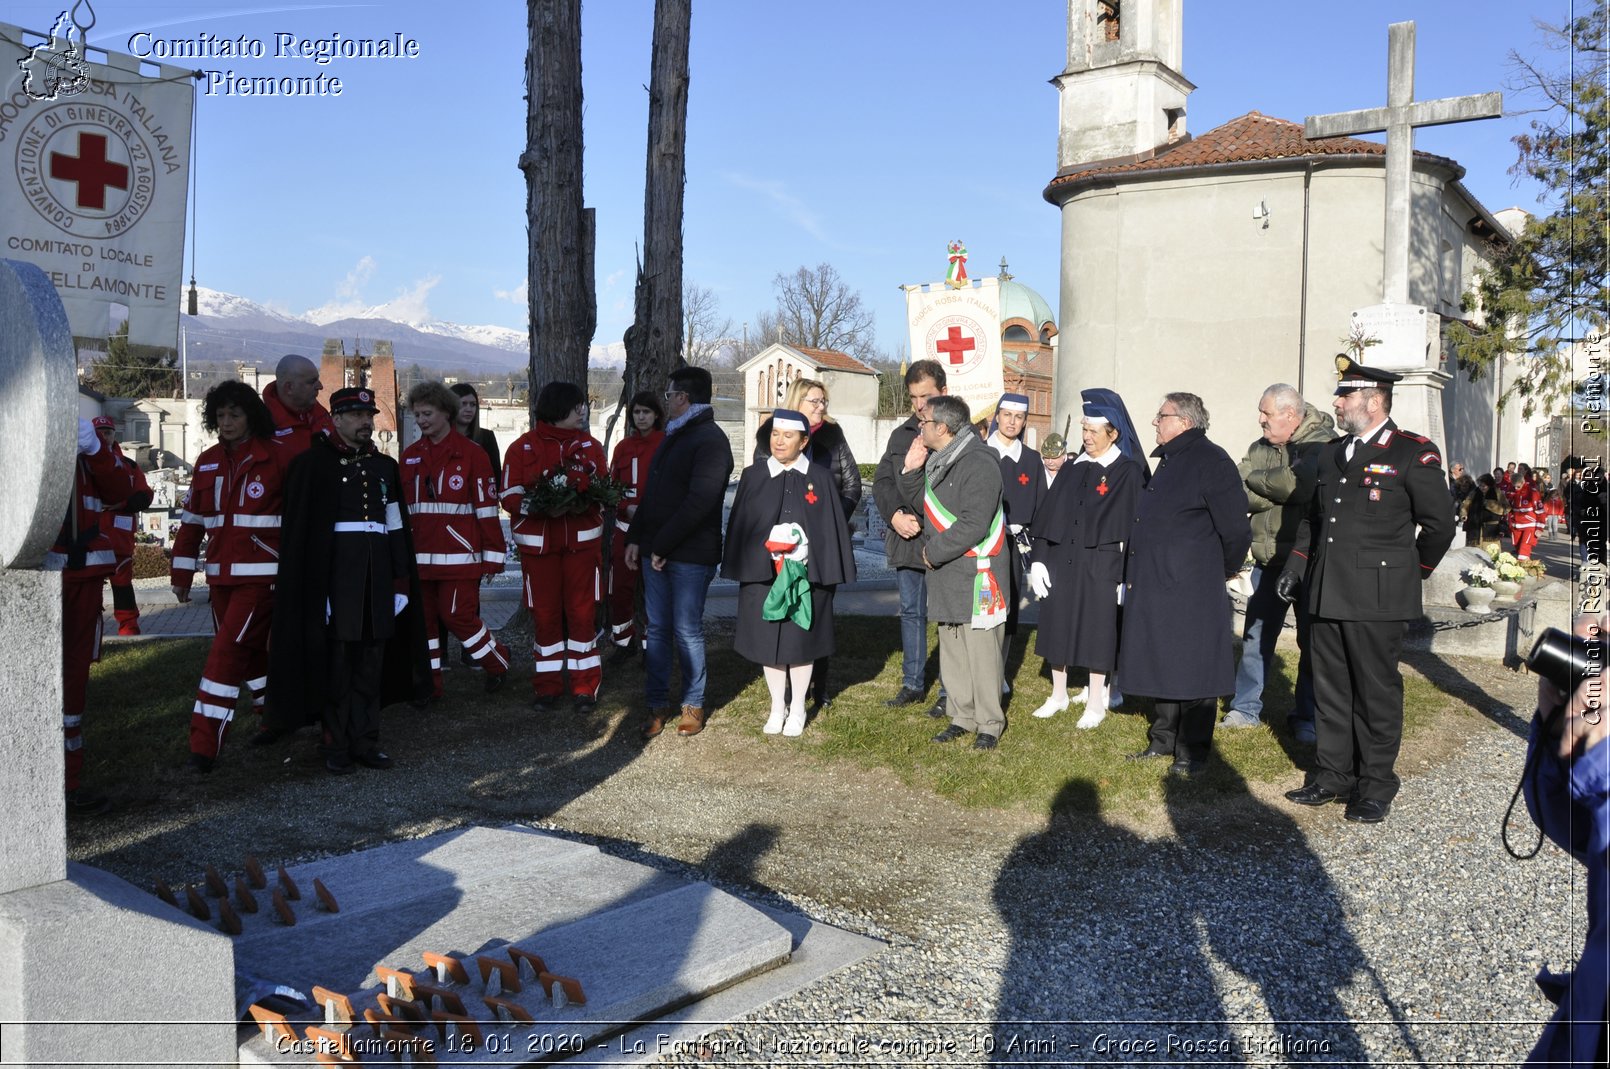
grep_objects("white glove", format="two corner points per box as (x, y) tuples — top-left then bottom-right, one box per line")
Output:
(393, 593), (409, 616)
(1008, 523), (1024, 536)
(1029, 561), (1052, 599)
(77, 417), (101, 455)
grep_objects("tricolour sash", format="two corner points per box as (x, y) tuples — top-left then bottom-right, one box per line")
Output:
(923, 481), (1007, 629)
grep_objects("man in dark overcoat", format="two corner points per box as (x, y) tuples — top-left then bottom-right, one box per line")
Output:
(266, 386), (430, 773)
(1278, 357), (1454, 823)
(1116, 392), (1252, 777)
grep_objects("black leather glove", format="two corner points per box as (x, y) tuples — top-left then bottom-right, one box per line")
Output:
(1275, 572), (1300, 604)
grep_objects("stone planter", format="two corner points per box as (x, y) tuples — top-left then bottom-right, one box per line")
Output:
(1460, 586), (1496, 614)
(1492, 579), (1522, 599)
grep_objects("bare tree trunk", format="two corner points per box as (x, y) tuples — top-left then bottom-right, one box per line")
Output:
(522, 0), (596, 420)
(611, 0), (690, 450)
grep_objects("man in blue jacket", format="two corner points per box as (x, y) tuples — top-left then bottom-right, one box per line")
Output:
(626, 366), (734, 740)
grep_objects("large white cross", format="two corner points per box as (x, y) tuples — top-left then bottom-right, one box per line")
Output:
(1305, 21), (1502, 305)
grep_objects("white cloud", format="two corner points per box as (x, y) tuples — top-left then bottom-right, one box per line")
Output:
(304, 256), (438, 326)
(494, 279), (528, 305)
(724, 172), (830, 244)
(369, 275), (440, 325)
(604, 269), (626, 289)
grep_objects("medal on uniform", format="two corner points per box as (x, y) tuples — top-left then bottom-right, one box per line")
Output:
(1097, 475), (1109, 496)
(804, 482), (818, 505)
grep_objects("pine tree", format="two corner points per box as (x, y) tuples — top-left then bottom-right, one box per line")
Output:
(83, 321), (179, 399)
(1449, 3), (1608, 418)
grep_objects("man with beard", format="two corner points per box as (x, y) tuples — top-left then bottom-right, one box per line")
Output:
(267, 386), (430, 773)
(1279, 357), (1454, 824)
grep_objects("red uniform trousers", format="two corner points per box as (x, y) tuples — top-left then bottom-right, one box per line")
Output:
(606, 523), (640, 649)
(520, 548), (601, 699)
(62, 574), (105, 792)
(109, 557), (140, 635)
(1513, 525), (1540, 560)
(420, 577), (510, 697)
(189, 584), (274, 759)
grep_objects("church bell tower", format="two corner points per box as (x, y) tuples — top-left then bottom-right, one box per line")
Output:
(1052, 0), (1193, 173)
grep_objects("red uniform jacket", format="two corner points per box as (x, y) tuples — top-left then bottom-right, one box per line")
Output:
(263, 382), (335, 458)
(502, 425), (607, 555)
(1509, 480), (1544, 532)
(103, 443), (153, 563)
(48, 440), (138, 577)
(401, 429), (506, 579)
(609, 430), (663, 533)
(170, 437), (292, 589)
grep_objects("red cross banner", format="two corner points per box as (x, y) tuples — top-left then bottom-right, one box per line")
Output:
(1, 20), (193, 351)
(903, 274), (1003, 425)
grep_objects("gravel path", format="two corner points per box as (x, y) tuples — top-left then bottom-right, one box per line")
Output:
(72, 643), (1577, 1066)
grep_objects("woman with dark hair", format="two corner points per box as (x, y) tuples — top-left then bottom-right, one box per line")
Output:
(502, 382), (609, 713)
(606, 391), (664, 660)
(1476, 473), (1506, 543)
(169, 380), (291, 771)
(751, 377), (861, 708)
(450, 382), (501, 489)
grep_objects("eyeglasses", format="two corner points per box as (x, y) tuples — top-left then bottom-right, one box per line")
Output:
(1154, 411), (1186, 423)
(917, 418), (937, 426)
(663, 389), (686, 401)
(803, 397), (828, 408)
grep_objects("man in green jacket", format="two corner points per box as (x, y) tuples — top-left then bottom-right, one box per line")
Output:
(1221, 384), (1335, 741)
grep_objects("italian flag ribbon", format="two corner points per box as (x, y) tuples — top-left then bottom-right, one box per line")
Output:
(923, 481), (1007, 629)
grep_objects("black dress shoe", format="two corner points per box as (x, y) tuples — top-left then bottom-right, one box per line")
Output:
(1168, 759), (1206, 778)
(574, 695), (597, 716)
(1126, 747), (1170, 761)
(532, 696), (559, 714)
(247, 727), (284, 747)
(931, 724), (969, 743)
(354, 749), (393, 770)
(972, 733), (999, 751)
(925, 699), (948, 720)
(484, 673), (506, 694)
(884, 686), (924, 708)
(1285, 784), (1346, 806)
(1344, 798), (1391, 824)
(65, 788), (113, 816)
(325, 755), (356, 775)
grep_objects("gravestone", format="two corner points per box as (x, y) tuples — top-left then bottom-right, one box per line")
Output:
(0, 258), (237, 1068)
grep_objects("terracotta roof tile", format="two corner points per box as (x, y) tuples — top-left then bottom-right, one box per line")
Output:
(1048, 111), (1460, 188)
(791, 345), (878, 376)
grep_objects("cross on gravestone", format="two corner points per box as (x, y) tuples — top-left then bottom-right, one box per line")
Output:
(1304, 20), (1502, 306)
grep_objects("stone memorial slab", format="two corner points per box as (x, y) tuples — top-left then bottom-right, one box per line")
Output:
(1350, 302), (1433, 371)
(230, 826), (874, 1067)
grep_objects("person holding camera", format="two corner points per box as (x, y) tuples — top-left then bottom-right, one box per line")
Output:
(1521, 617), (1609, 1067)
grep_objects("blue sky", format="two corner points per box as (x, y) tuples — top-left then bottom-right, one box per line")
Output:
(45, 0), (1566, 353)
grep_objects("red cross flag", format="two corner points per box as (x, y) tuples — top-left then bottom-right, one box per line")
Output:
(1, 18), (194, 352)
(902, 269), (1004, 425)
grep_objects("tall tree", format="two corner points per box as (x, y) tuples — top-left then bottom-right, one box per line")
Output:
(683, 281), (733, 367)
(83, 321), (178, 399)
(1449, 3), (1608, 418)
(772, 263), (875, 353)
(522, 0), (596, 413)
(613, 0), (691, 448)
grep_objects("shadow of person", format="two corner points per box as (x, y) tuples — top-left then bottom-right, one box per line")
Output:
(1159, 767), (1402, 1065)
(1401, 648), (1529, 739)
(989, 779), (1224, 1064)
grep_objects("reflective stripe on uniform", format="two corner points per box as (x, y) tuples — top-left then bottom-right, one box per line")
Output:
(413, 502), (474, 515)
(334, 521), (388, 534)
(232, 514), (281, 528)
(418, 552), (480, 567)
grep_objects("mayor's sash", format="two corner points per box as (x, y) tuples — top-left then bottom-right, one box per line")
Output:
(923, 482), (1007, 629)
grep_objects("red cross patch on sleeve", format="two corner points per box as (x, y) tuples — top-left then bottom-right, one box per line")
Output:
(1418, 451), (1441, 467)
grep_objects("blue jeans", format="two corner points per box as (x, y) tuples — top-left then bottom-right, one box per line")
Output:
(896, 567), (929, 692)
(1231, 564), (1315, 723)
(642, 560), (716, 708)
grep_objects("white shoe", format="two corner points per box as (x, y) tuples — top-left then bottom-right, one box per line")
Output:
(782, 708), (807, 737)
(1066, 687), (1088, 704)
(763, 709), (785, 735)
(1075, 707), (1107, 730)
(1032, 696), (1070, 719)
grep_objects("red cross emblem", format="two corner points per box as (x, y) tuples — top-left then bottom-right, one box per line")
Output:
(1017, 472), (1029, 486)
(935, 325), (976, 366)
(1096, 478), (1109, 496)
(804, 489), (818, 505)
(50, 133), (129, 211)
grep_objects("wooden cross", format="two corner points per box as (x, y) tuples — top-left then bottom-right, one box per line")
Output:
(1304, 21), (1501, 305)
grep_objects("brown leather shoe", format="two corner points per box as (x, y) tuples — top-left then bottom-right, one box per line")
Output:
(676, 705), (706, 736)
(641, 707), (674, 740)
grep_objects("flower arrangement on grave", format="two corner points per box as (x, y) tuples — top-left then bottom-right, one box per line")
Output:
(523, 455), (626, 517)
(1463, 564), (1498, 589)
(1482, 545), (1534, 583)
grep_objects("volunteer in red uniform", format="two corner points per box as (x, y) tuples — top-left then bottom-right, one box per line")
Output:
(170, 381), (291, 772)
(606, 391), (664, 658)
(401, 381), (510, 699)
(51, 416), (141, 815)
(95, 417), (153, 636)
(262, 353), (334, 456)
(1509, 463), (1545, 560)
(503, 381), (607, 713)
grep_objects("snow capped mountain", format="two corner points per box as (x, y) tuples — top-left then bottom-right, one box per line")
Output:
(416, 320), (528, 353)
(190, 287), (309, 331)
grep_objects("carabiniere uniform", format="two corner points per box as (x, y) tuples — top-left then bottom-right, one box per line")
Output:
(330, 439), (412, 642)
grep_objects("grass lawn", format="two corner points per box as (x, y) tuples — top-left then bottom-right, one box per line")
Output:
(85, 615), (1461, 821)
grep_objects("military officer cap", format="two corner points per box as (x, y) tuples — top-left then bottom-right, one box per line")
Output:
(1334, 354), (1401, 395)
(330, 386), (380, 414)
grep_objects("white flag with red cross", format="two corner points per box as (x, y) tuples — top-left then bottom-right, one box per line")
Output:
(1, 19), (193, 352)
(903, 275), (1003, 426)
